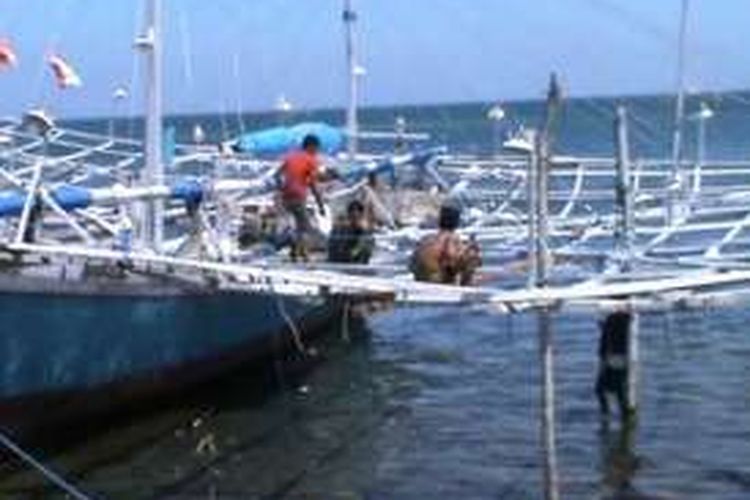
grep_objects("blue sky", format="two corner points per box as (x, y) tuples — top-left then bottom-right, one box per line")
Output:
(1, 0), (749, 117)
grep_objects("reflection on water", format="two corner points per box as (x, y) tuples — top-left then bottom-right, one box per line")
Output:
(600, 421), (640, 499)
(1, 306), (750, 499)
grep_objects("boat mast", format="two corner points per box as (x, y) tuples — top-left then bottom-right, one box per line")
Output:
(669, 0), (690, 226)
(343, 0), (359, 159)
(141, 0), (164, 250)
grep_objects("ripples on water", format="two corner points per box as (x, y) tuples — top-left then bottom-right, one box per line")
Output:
(1, 304), (749, 498)
(12, 94), (742, 498)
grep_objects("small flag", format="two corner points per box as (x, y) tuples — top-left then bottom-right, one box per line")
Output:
(0, 39), (18, 69)
(48, 54), (82, 89)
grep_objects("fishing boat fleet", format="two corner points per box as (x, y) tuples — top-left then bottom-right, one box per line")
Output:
(0, 0), (749, 460)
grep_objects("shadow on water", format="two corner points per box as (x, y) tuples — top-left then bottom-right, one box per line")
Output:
(597, 421), (681, 500)
(0, 316), (415, 499)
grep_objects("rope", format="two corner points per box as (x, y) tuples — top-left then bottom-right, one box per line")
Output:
(271, 280), (308, 355)
(341, 299), (351, 342)
(0, 431), (93, 500)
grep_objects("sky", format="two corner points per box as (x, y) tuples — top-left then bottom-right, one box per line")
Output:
(1, 0), (750, 118)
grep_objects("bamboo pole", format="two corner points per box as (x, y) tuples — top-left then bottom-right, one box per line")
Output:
(614, 105), (640, 415)
(527, 130), (539, 287)
(534, 134), (559, 500)
(535, 73), (562, 500)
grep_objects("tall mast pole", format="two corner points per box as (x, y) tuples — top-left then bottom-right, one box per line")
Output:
(142, 0), (164, 250)
(668, 0), (690, 226)
(343, 0), (359, 159)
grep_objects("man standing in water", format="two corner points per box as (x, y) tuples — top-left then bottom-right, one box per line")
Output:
(410, 204), (481, 286)
(595, 310), (634, 423)
(279, 134), (326, 262)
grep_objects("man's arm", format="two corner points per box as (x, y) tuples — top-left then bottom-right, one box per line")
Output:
(275, 162), (285, 189)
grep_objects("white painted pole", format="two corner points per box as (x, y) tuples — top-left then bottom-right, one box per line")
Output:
(527, 130), (539, 287)
(535, 136), (550, 286)
(615, 104), (640, 415)
(627, 310), (640, 414)
(14, 161), (44, 245)
(143, 0), (164, 251)
(538, 311), (559, 500)
(614, 105), (634, 268)
(343, 0), (359, 159)
(696, 115), (705, 192)
(668, 0), (690, 227)
(694, 102), (711, 195)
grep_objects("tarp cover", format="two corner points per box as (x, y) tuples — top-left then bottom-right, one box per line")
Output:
(0, 191), (24, 217)
(236, 122), (344, 156)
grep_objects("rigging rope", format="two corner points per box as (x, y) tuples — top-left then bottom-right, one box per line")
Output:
(270, 279), (308, 356)
(0, 431), (93, 500)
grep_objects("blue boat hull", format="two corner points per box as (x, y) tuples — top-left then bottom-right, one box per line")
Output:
(0, 284), (339, 437)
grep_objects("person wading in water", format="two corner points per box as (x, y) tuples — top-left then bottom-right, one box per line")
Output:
(595, 310), (634, 423)
(278, 134), (326, 262)
(410, 204), (481, 286)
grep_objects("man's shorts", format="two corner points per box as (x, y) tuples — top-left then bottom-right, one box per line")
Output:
(599, 368), (628, 393)
(284, 199), (311, 238)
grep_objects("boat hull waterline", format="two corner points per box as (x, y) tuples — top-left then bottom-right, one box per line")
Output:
(0, 275), (340, 439)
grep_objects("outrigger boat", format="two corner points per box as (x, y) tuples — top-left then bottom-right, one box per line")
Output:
(0, 119), (441, 441)
(2, 0), (750, 464)
(7, 2), (750, 498)
(0, 0), (441, 441)
(0, 17), (343, 439)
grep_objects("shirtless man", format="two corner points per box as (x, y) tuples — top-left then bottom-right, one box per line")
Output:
(410, 204), (481, 286)
(595, 310), (634, 422)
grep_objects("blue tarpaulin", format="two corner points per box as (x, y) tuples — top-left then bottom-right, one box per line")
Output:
(0, 186), (93, 217)
(51, 185), (92, 210)
(0, 191), (25, 217)
(236, 122), (345, 156)
(171, 179), (204, 206)
(0, 148), (443, 218)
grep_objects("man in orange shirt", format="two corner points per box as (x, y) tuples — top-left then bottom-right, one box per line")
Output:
(280, 134), (326, 262)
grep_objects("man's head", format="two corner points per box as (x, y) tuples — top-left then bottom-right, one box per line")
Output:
(603, 310), (631, 337)
(302, 134), (321, 154)
(438, 204), (461, 231)
(347, 200), (366, 227)
(367, 172), (378, 187)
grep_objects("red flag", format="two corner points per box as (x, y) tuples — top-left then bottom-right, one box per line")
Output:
(48, 54), (82, 89)
(0, 39), (17, 69)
